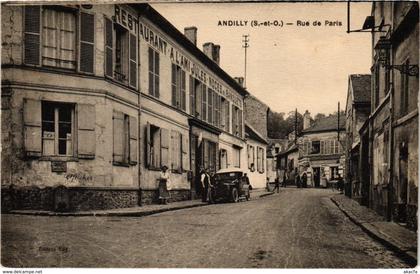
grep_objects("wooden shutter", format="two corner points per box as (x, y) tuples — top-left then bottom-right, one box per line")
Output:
(181, 70), (186, 111)
(23, 99), (42, 157)
(238, 109), (243, 137)
(171, 64), (177, 106)
(77, 104), (96, 159)
(104, 17), (113, 78)
(189, 76), (195, 115)
(181, 134), (189, 172)
(79, 12), (95, 73)
(154, 51), (160, 98)
(129, 33), (137, 88)
(129, 115), (138, 165)
(113, 110), (124, 163)
(145, 122), (151, 168)
(160, 128), (169, 167)
(24, 6), (41, 66)
(262, 148), (265, 172)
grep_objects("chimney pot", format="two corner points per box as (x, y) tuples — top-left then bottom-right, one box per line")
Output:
(184, 26), (197, 46)
(303, 110), (311, 130)
(234, 77), (244, 87)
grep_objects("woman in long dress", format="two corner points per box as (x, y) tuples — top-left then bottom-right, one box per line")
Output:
(159, 166), (171, 204)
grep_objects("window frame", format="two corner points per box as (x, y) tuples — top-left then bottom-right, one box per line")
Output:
(148, 47), (160, 98)
(41, 101), (75, 157)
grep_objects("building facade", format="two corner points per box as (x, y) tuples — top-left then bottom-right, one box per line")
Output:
(298, 114), (346, 188)
(245, 123), (267, 189)
(1, 3), (248, 210)
(344, 74), (371, 202)
(2, 4), (142, 211)
(362, 2), (418, 229)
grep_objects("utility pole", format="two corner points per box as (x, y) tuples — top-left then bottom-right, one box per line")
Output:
(337, 102), (340, 142)
(294, 108), (298, 145)
(242, 34), (249, 89)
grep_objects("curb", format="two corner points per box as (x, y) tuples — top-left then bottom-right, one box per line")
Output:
(6, 191), (275, 217)
(330, 197), (417, 267)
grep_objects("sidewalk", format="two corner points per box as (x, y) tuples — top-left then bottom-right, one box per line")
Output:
(331, 194), (417, 266)
(6, 188), (276, 217)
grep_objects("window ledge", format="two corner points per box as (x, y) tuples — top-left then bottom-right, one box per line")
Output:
(113, 161), (130, 167)
(39, 156), (78, 162)
(147, 166), (162, 171)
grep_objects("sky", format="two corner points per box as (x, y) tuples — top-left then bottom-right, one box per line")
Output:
(151, 2), (372, 116)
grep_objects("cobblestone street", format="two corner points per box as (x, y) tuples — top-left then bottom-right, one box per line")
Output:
(1, 188), (410, 268)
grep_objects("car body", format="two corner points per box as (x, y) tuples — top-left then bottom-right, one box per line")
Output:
(209, 168), (250, 203)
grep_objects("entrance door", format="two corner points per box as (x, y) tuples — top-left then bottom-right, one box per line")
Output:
(313, 167), (320, 187)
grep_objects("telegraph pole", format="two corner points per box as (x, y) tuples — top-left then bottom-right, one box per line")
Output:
(242, 34), (249, 89)
(337, 102), (340, 142)
(294, 108), (298, 145)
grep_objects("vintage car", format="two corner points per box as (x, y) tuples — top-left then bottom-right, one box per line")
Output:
(209, 168), (251, 203)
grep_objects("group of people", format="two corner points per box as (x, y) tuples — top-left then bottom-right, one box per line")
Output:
(158, 166), (215, 205)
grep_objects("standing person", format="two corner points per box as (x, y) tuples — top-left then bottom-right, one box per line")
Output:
(282, 172), (287, 188)
(201, 168), (211, 202)
(159, 166), (171, 204)
(295, 170), (301, 188)
(302, 173), (307, 188)
(337, 174), (344, 194)
(273, 177), (280, 193)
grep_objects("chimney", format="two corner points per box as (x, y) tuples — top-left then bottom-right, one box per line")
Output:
(184, 26), (197, 46)
(234, 77), (244, 87)
(303, 110), (311, 130)
(203, 42), (214, 60)
(213, 44), (220, 65)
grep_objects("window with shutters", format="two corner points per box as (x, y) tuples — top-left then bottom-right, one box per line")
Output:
(189, 76), (196, 116)
(24, 6), (95, 73)
(171, 64), (186, 111)
(42, 102), (74, 156)
(146, 124), (171, 170)
(232, 106), (241, 137)
(114, 25), (129, 83)
(219, 149), (228, 169)
(42, 7), (77, 70)
(248, 145), (255, 170)
(113, 111), (137, 166)
(148, 47), (160, 97)
(104, 16), (137, 89)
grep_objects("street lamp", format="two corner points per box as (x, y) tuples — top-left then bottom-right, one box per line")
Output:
(374, 36), (419, 77)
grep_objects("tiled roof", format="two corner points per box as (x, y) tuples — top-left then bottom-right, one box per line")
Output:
(302, 115), (345, 133)
(350, 74), (371, 103)
(245, 123), (268, 145)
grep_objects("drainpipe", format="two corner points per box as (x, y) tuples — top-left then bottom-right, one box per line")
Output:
(137, 15), (142, 206)
(387, 3), (395, 222)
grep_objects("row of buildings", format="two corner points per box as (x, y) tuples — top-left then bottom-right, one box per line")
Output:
(1, 3), (270, 211)
(345, 2), (418, 230)
(276, 112), (346, 188)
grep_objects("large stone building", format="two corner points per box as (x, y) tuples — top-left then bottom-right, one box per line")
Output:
(298, 113), (346, 187)
(1, 3), (249, 210)
(344, 74), (371, 203)
(360, 2), (418, 229)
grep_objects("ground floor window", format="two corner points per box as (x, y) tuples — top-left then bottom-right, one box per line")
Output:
(330, 166), (339, 180)
(42, 102), (74, 156)
(219, 149), (228, 169)
(233, 147), (241, 168)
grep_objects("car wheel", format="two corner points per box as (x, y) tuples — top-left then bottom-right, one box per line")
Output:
(231, 187), (239, 203)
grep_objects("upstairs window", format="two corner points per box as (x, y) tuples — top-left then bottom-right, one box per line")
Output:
(148, 47), (160, 97)
(171, 64), (186, 111)
(310, 141), (320, 154)
(24, 6), (95, 74)
(42, 7), (76, 69)
(104, 16), (137, 88)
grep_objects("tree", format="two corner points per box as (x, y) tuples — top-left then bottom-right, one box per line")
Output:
(314, 113), (326, 122)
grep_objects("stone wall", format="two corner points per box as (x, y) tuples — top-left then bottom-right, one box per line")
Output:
(140, 189), (191, 205)
(244, 95), (268, 138)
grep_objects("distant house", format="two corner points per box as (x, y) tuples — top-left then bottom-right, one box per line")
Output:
(277, 142), (299, 185)
(345, 74), (371, 203)
(298, 112), (346, 187)
(266, 138), (288, 183)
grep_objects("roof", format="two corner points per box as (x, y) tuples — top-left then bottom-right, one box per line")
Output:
(216, 168), (243, 174)
(134, 4), (248, 98)
(350, 74), (371, 103)
(245, 123), (268, 145)
(302, 114), (345, 134)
